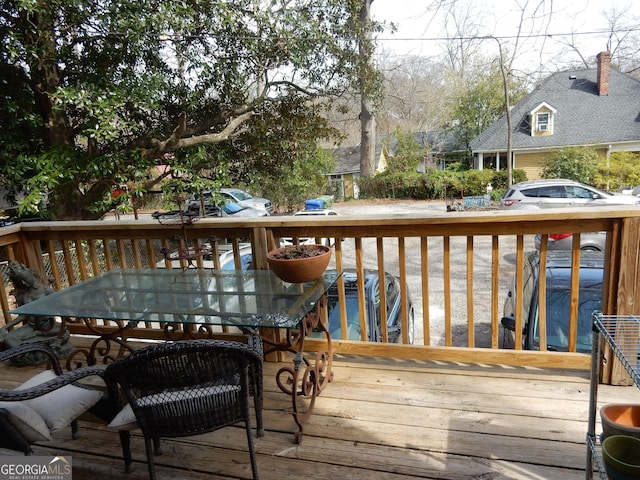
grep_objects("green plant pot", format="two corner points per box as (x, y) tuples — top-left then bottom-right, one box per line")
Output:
(602, 435), (640, 480)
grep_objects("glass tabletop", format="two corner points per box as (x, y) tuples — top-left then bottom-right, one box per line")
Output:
(9, 268), (342, 329)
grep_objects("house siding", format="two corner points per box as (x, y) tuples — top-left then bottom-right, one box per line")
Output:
(515, 152), (546, 180)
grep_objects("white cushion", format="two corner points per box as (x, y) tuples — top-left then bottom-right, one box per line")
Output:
(16, 370), (103, 432)
(0, 401), (52, 442)
(107, 403), (138, 430)
(107, 384), (240, 431)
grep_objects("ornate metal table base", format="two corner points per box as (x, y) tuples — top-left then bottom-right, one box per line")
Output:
(66, 295), (334, 443)
(263, 295), (333, 443)
(63, 318), (229, 369)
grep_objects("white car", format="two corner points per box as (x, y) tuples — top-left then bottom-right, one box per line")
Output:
(293, 209), (340, 217)
(285, 209), (341, 246)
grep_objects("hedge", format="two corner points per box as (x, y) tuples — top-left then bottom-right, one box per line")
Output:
(357, 169), (527, 200)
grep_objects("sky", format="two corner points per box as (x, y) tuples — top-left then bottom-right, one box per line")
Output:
(370, 0), (640, 71)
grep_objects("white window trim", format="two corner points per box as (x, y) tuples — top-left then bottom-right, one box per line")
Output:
(530, 102), (556, 135)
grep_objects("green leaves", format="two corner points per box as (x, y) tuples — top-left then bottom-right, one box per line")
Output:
(541, 147), (599, 184)
(1, 0), (377, 218)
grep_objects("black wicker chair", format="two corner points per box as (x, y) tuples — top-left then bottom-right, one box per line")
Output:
(0, 342), (105, 454)
(103, 338), (264, 480)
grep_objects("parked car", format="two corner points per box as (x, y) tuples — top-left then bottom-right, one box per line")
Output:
(501, 250), (604, 353)
(500, 179), (640, 210)
(218, 250), (414, 344)
(283, 209), (341, 246)
(534, 232), (607, 251)
(188, 200), (268, 218)
(186, 188), (273, 214)
(157, 242), (253, 270)
(324, 269), (415, 344)
(293, 209), (340, 217)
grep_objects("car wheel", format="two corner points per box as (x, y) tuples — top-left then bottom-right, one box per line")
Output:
(581, 246), (601, 252)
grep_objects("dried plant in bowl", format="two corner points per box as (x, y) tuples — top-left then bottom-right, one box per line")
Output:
(266, 244), (331, 283)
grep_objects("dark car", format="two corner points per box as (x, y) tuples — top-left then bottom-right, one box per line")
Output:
(501, 250), (603, 353)
(324, 269), (414, 344)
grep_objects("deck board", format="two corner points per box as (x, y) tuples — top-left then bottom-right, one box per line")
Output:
(1, 351), (637, 479)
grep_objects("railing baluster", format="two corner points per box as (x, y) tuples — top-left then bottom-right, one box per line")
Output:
(466, 236), (474, 347)
(420, 236), (430, 346)
(514, 235), (525, 350)
(376, 238), (388, 343)
(443, 236), (452, 346)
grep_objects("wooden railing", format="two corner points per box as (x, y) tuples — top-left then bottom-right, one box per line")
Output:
(1, 206), (639, 375)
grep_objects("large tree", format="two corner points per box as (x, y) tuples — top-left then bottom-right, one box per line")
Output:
(0, 0), (380, 219)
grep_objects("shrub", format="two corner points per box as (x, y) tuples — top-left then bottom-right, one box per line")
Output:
(593, 152), (640, 191)
(356, 169), (527, 201)
(541, 147), (599, 183)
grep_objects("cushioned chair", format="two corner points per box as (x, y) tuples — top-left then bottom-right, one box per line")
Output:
(103, 338), (264, 480)
(0, 342), (105, 454)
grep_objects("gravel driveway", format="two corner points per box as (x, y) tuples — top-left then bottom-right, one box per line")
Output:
(329, 200), (532, 348)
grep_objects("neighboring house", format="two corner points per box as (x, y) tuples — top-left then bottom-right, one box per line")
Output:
(330, 131), (464, 198)
(330, 139), (384, 199)
(414, 131), (466, 171)
(470, 51), (640, 180)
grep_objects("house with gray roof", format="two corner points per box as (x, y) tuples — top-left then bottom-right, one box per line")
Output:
(470, 51), (640, 180)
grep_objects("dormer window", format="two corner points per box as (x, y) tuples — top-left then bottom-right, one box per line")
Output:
(537, 113), (549, 131)
(529, 102), (556, 136)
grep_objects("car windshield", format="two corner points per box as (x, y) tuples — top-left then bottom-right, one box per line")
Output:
(230, 190), (252, 201)
(531, 268), (602, 352)
(222, 202), (243, 214)
(326, 294), (361, 340)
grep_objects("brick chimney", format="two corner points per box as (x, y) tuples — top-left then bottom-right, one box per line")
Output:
(597, 51), (611, 96)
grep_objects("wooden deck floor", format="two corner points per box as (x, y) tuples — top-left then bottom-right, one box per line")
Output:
(1, 353), (637, 479)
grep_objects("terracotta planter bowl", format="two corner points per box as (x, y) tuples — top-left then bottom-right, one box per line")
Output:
(266, 244), (331, 283)
(602, 435), (640, 480)
(601, 404), (640, 441)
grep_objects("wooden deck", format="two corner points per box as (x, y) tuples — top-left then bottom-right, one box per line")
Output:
(1, 351), (638, 479)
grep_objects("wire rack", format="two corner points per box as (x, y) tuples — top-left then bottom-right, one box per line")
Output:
(593, 312), (640, 387)
(587, 312), (640, 479)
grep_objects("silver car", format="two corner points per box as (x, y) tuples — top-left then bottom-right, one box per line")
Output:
(501, 179), (640, 210)
(186, 188), (273, 214)
(534, 231), (607, 251)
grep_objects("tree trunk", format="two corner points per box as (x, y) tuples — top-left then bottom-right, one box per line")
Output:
(359, 0), (375, 178)
(24, 8), (73, 148)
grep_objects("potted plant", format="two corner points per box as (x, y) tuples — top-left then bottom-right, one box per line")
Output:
(266, 244), (332, 283)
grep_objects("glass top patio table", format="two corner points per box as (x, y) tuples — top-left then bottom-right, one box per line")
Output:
(9, 268), (342, 329)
